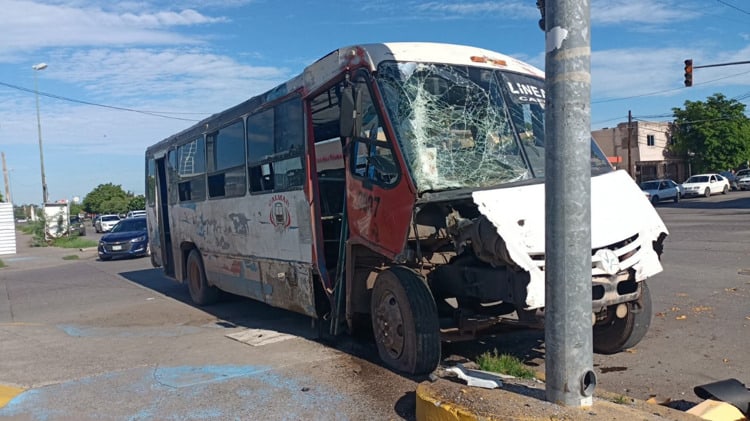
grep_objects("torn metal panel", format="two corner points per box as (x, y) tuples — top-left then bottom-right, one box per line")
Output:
(472, 170), (668, 309)
(260, 260), (316, 317)
(205, 254), (264, 302)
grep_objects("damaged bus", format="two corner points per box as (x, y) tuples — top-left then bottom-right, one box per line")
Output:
(145, 43), (668, 375)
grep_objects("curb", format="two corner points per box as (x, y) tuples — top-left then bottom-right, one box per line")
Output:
(416, 378), (704, 421)
(0, 385), (24, 409)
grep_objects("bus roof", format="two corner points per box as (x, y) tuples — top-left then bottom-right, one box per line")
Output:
(146, 42), (544, 155)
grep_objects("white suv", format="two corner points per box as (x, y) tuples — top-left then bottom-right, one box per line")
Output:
(126, 210), (146, 218)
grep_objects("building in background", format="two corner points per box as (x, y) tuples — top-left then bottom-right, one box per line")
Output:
(592, 121), (688, 183)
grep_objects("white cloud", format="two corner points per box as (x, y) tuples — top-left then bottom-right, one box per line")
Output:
(413, 1), (538, 19)
(591, 46), (750, 102)
(51, 48), (289, 102)
(0, 0), (222, 57)
(592, 0), (700, 25)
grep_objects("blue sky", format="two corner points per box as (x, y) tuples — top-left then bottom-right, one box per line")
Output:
(1, 0), (749, 206)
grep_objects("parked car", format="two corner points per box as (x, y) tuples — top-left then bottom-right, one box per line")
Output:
(94, 214), (121, 233)
(126, 210), (146, 218)
(69, 215), (86, 236)
(736, 169), (750, 191)
(681, 173), (730, 198)
(98, 217), (149, 261)
(719, 171), (739, 191)
(640, 179), (681, 204)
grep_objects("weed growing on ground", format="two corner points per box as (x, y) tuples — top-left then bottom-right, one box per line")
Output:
(611, 395), (631, 404)
(476, 349), (536, 379)
(51, 236), (98, 249)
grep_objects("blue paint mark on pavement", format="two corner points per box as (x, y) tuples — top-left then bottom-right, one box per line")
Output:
(58, 324), (203, 337)
(0, 365), (346, 420)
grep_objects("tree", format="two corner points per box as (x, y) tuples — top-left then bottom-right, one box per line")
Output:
(82, 183), (131, 215)
(128, 195), (146, 211)
(670, 93), (750, 174)
(70, 203), (84, 217)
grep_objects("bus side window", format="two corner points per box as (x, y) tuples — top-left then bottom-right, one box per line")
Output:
(176, 137), (206, 202)
(207, 120), (247, 198)
(247, 96), (304, 194)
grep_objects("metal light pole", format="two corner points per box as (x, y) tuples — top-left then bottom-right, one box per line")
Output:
(33, 62), (49, 204)
(539, 0), (597, 407)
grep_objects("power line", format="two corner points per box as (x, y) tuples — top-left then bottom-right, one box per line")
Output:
(592, 68), (750, 105)
(0, 80), (206, 122)
(715, 0), (750, 15)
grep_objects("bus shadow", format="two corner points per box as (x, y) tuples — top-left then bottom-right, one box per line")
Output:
(119, 268), (546, 386)
(118, 267), (385, 369)
(119, 268), (317, 339)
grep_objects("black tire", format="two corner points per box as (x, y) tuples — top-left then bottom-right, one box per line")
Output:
(722, 185), (728, 194)
(593, 282), (652, 354)
(651, 195), (659, 205)
(673, 193), (680, 203)
(704, 188), (711, 198)
(186, 249), (220, 306)
(370, 267), (441, 375)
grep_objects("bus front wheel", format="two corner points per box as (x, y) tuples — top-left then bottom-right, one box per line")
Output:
(186, 249), (219, 306)
(370, 267), (440, 375)
(593, 282), (652, 354)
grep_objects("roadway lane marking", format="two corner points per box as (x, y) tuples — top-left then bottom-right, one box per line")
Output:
(0, 385), (24, 408)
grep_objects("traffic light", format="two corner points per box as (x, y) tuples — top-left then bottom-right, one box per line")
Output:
(684, 59), (693, 87)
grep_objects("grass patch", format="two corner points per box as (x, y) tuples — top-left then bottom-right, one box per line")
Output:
(611, 395), (631, 404)
(18, 224), (36, 235)
(50, 236), (98, 249)
(476, 349), (536, 379)
(62, 255), (79, 261)
(0, 259), (5, 268)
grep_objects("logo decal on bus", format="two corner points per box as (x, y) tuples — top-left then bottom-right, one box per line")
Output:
(268, 194), (292, 230)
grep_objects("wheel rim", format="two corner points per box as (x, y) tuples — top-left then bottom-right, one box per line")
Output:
(373, 290), (405, 360)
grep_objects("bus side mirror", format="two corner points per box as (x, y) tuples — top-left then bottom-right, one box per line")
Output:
(340, 85), (362, 138)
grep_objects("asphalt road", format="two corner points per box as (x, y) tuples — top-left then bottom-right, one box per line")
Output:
(0, 229), (420, 420)
(0, 190), (748, 418)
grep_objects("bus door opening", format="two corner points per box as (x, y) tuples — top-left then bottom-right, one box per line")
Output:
(155, 157), (175, 276)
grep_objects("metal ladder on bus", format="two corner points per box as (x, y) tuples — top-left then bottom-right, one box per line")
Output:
(179, 141), (196, 175)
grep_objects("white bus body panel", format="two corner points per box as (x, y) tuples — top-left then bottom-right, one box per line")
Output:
(472, 170), (667, 309)
(169, 190), (317, 316)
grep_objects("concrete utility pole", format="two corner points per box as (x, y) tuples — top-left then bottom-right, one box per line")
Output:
(628, 110), (633, 178)
(33, 62), (49, 205)
(540, 0), (597, 407)
(2, 152), (10, 203)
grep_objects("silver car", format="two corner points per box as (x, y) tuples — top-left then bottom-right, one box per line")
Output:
(736, 169), (750, 191)
(640, 179), (681, 204)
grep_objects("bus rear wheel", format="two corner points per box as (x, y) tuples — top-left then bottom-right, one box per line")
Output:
(370, 267), (440, 375)
(593, 282), (652, 354)
(187, 249), (219, 306)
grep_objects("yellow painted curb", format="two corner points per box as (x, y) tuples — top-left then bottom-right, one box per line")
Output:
(416, 383), (500, 421)
(0, 385), (24, 408)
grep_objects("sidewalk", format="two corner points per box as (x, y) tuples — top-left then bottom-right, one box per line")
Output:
(0, 229), (99, 271)
(416, 374), (703, 421)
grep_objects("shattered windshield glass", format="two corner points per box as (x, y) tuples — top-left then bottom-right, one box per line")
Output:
(377, 62), (540, 192)
(376, 61), (609, 193)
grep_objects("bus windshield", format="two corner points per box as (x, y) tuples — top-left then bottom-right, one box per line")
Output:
(376, 61), (610, 192)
